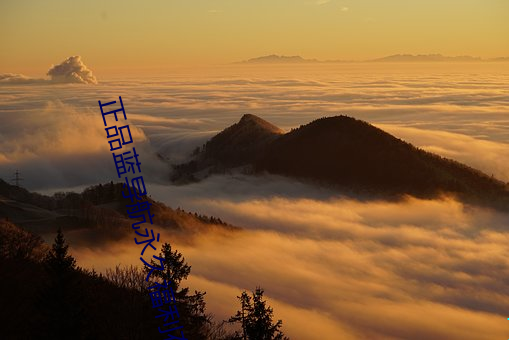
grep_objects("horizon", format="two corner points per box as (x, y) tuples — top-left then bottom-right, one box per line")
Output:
(4, 55), (509, 79)
(2, 0), (508, 74)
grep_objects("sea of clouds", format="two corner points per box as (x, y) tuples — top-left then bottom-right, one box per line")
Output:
(1, 58), (509, 339)
(2, 61), (508, 188)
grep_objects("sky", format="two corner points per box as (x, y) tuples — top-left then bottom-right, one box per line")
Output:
(1, 0), (508, 75)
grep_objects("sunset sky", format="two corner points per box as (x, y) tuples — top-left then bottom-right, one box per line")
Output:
(1, 0), (508, 74)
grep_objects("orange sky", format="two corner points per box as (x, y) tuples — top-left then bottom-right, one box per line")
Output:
(1, 0), (508, 75)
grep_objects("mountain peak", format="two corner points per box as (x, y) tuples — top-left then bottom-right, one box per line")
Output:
(237, 114), (284, 134)
(180, 114), (283, 170)
(239, 113), (261, 123)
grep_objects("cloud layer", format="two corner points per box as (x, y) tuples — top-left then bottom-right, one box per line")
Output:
(71, 180), (509, 340)
(0, 98), (167, 189)
(2, 63), (509, 338)
(0, 73), (45, 84)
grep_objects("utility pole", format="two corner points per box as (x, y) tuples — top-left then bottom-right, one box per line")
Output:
(11, 169), (23, 187)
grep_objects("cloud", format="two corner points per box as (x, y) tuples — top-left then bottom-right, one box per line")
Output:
(0, 73), (45, 84)
(2, 63), (505, 338)
(2, 64), (509, 192)
(0, 56), (97, 85)
(376, 124), (509, 181)
(341, 6), (349, 11)
(1, 63), (508, 193)
(70, 184), (509, 340)
(316, 0), (331, 5)
(0, 99), (169, 189)
(47, 56), (97, 84)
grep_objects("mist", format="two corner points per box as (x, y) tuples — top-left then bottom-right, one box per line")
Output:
(2, 63), (509, 191)
(70, 185), (509, 340)
(2, 63), (509, 339)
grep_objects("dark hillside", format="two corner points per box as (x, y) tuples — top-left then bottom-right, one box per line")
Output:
(173, 114), (509, 210)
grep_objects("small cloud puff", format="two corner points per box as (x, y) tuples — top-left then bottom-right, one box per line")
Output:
(47, 56), (98, 84)
(0, 56), (97, 85)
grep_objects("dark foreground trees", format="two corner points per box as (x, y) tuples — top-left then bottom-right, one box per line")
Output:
(0, 222), (289, 339)
(228, 288), (289, 340)
(1, 226), (159, 339)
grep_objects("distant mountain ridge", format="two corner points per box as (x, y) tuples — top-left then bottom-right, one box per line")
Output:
(172, 114), (509, 210)
(370, 54), (482, 62)
(239, 54), (320, 64)
(237, 54), (509, 64)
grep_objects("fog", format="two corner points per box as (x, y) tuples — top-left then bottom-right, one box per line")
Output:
(2, 63), (509, 339)
(2, 63), (509, 189)
(71, 187), (509, 339)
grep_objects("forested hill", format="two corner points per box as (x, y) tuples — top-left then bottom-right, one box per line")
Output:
(0, 179), (236, 238)
(173, 114), (509, 210)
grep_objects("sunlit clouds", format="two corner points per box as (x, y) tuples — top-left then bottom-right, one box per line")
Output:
(1, 63), (508, 188)
(2, 64), (509, 339)
(47, 56), (97, 84)
(71, 190), (509, 340)
(0, 55), (97, 84)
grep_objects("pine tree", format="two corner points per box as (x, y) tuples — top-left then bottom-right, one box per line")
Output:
(39, 228), (85, 339)
(145, 242), (209, 339)
(229, 291), (251, 340)
(45, 227), (76, 274)
(229, 288), (288, 340)
(148, 243), (190, 295)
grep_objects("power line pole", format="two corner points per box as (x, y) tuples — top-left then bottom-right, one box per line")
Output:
(11, 169), (23, 187)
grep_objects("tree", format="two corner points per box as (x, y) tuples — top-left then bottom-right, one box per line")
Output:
(39, 228), (87, 339)
(44, 227), (76, 274)
(229, 288), (288, 340)
(145, 242), (209, 339)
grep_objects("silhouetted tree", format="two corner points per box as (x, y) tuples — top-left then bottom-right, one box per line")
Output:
(229, 288), (288, 340)
(145, 242), (210, 339)
(39, 228), (86, 339)
(45, 227), (76, 274)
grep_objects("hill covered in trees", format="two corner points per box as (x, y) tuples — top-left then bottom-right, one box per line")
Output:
(172, 115), (509, 210)
(0, 179), (237, 240)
